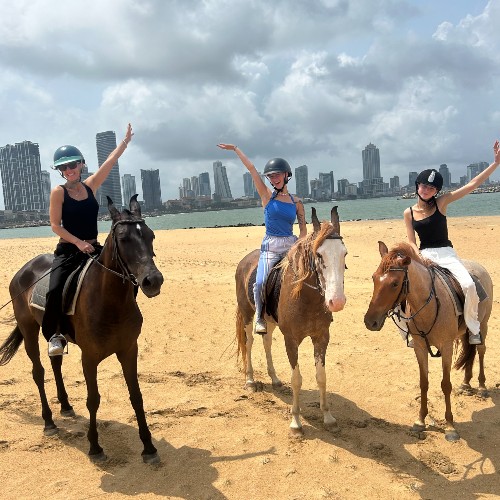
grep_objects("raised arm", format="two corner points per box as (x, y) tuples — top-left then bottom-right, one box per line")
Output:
(85, 123), (134, 192)
(439, 140), (500, 211)
(217, 143), (271, 206)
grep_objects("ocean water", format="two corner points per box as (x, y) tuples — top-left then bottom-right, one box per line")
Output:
(1, 192), (500, 240)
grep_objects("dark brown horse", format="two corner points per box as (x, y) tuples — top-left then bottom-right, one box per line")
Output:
(364, 241), (493, 441)
(236, 207), (347, 436)
(0, 195), (164, 462)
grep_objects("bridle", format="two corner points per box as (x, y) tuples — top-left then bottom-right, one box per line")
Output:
(88, 218), (145, 286)
(386, 265), (441, 357)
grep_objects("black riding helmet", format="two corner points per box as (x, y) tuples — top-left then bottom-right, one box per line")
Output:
(415, 169), (443, 193)
(264, 158), (292, 180)
(53, 145), (85, 169)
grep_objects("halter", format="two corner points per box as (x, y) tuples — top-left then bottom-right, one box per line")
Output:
(387, 265), (441, 357)
(297, 234), (344, 296)
(88, 218), (145, 286)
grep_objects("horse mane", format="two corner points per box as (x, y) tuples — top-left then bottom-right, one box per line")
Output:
(380, 242), (429, 273)
(280, 221), (337, 298)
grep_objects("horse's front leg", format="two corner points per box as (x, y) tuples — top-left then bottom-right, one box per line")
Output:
(243, 321), (257, 390)
(441, 347), (459, 441)
(81, 355), (105, 461)
(117, 343), (159, 464)
(313, 335), (338, 433)
(411, 345), (429, 433)
(285, 340), (303, 437)
(50, 355), (75, 417)
(262, 323), (282, 388)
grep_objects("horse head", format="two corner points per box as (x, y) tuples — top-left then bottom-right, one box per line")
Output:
(107, 195), (164, 298)
(311, 206), (347, 312)
(364, 241), (412, 331)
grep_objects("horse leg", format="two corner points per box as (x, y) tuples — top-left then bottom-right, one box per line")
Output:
(116, 344), (159, 464)
(411, 346), (429, 434)
(286, 340), (303, 437)
(242, 321), (257, 391)
(81, 355), (105, 461)
(262, 323), (282, 388)
(441, 347), (459, 442)
(50, 355), (75, 417)
(23, 330), (58, 435)
(312, 336), (338, 433)
(475, 342), (488, 397)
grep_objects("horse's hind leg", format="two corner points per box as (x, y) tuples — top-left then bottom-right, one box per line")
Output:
(262, 323), (282, 388)
(117, 344), (159, 464)
(22, 327), (58, 435)
(312, 336), (338, 433)
(50, 355), (75, 416)
(441, 347), (459, 442)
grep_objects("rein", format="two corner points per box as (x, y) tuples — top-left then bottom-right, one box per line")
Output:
(88, 219), (145, 286)
(387, 265), (441, 357)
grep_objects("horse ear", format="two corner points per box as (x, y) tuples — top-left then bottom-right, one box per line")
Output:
(311, 207), (321, 232)
(378, 241), (388, 256)
(129, 194), (142, 217)
(330, 206), (340, 234)
(107, 196), (120, 221)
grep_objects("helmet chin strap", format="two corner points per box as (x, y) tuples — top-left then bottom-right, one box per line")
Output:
(270, 175), (289, 193)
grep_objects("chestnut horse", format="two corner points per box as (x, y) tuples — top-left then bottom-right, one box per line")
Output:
(236, 207), (347, 436)
(0, 196), (164, 462)
(364, 241), (493, 441)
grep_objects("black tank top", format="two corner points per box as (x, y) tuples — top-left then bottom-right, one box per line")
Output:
(61, 183), (99, 240)
(411, 206), (452, 250)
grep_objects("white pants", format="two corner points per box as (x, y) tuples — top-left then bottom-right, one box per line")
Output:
(421, 246), (480, 335)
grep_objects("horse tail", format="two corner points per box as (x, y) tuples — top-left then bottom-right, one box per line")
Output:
(453, 335), (476, 371)
(236, 307), (247, 375)
(0, 326), (24, 366)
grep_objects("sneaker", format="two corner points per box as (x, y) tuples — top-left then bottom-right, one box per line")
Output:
(407, 336), (414, 348)
(468, 332), (482, 345)
(48, 334), (66, 357)
(254, 318), (267, 335)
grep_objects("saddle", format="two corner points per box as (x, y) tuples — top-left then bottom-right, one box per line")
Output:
(432, 264), (488, 317)
(248, 260), (284, 323)
(30, 258), (94, 315)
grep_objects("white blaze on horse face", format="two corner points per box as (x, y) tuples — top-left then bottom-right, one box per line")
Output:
(316, 238), (347, 312)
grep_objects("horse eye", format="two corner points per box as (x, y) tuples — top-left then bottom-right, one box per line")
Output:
(392, 281), (399, 288)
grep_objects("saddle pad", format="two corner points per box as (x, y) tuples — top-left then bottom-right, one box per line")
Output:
(247, 261), (283, 323)
(30, 258), (94, 315)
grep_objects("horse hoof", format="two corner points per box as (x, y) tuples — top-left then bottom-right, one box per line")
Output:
(325, 423), (340, 434)
(289, 427), (304, 439)
(43, 425), (59, 437)
(272, 380), (283, 389)
(60, 408), (76, 418)
(411, 423), (426, 433)
(245, 382), (257, 392)
(143, 452), (160, 464)
(477, 389), (489, 398)
(89, 451), (107, 463)
(457, 384), (474, 396)
(445, 431), (460, 442)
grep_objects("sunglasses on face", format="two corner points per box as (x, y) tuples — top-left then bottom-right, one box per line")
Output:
(58, 161), (82, 172)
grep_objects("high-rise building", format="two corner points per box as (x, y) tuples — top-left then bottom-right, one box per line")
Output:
(439, 164), (451, 188)
(213, 161), (232, 200)
(408, 171), (418, 187)
(199, 172), (211, 197)
(0, 141), (47, 211)
(337, 178), (349, 196)
(389, 176), (400, 189)
(141, 169), (163, 211)
(191, 176), (200, 197)
(243, 171), (260, 198)
(96, 131), (123, 209)
(295, 165), (309, 198)
(360, 143), (386, 196)
(122, 174), (136, 205)
(41, 170), (51, 209)
(467, 162), (489, 183)
(318, 171), (334, 199)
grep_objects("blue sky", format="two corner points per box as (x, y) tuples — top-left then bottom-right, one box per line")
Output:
(0, 0), (498, 207)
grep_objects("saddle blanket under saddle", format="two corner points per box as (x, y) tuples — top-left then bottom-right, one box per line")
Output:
(433, 266), (488, 317)
(30, 258), (94, 315)
(248, 261), (283, 323)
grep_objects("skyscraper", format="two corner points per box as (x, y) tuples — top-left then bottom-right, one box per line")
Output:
(96, 131), (123, 209)
(439, 164), (451, 188)
(198, 172), (211, 197)
(141, 169), (163, 211)
(0, 141), (47, 211)
(191, 176), (200, 197)
(41, 170), (51, 209)
(243, 171), (260, 198)
(213, 161), (232, 200)
(122, 173), (137, 205)
(360, 143), (387, 197)
(295, 165), (309, 198)
(318, 171), (334, 199)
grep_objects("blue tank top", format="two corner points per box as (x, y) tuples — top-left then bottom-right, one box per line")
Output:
(264, 192), (297, 237)
(61, 183), (99, 240)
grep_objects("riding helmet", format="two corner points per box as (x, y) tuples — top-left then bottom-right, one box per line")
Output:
(263, 158), (292, 179)
(53, 145), (85, 169)
(415, 169), (443, 192)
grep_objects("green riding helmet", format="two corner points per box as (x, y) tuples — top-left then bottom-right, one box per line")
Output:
(53, 145), (85, 169)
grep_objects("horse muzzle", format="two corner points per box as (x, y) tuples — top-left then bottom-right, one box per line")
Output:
(327, 295), (346, 313)
(139, 268), (164, 298)
(364, 310), (386, 331)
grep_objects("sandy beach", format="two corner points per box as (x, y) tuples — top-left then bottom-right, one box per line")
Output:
(0, 215), (499, 499)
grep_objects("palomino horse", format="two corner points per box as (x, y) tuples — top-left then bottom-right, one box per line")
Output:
(0, 195), (164, 462)
(364, 241), (493, 441)
(235, 207), (347, 436)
